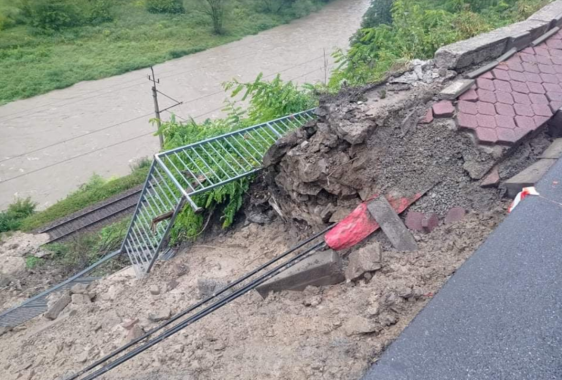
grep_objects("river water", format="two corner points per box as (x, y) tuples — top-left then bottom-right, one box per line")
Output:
(0, 0), (370, 210)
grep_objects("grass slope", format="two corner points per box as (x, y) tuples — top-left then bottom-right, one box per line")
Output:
(0, 0), (330, 104)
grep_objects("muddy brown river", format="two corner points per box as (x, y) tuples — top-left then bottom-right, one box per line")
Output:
(0, 0), (370, 210)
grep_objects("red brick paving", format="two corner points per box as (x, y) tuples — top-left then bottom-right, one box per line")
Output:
(455, 29), (562, 145)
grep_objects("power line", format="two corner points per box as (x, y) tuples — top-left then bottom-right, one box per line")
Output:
(0, 131), (155, 184)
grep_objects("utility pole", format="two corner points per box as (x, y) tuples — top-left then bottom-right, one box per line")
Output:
(149, 66), (164, 149)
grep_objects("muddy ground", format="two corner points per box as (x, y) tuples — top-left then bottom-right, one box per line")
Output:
(0, 59), (556, 380)
(0, 206), (505, 380)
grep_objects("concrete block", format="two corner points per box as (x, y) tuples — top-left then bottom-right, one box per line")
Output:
(367, 198), (418, 252)
(529, 0), (562, 26)
(507, 30), (533, 51)
(439, 79), (475, 100)
(504, 159), (557, 198)
(540, 138), (562, 159)
(44, 292), (71, 320)
(466, 61), (498, 79)
(435, 20), (549, 69)
(345, 243), (382, 281)
(256, 250), (345, 298)
(532, 26), (560, 46)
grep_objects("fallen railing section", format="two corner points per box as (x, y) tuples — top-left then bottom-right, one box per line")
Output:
(122, 109), (316, 276)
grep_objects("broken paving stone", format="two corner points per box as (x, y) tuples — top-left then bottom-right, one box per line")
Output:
(148, 307), (171, 322)
(149, 285), (160, 295)
(345, 243), (382, 282)
(422, 213), (439, 233)
(44, 293), (71, 320)
(480, 167), (500, 188)
(432, 101), (455, 118)
(419, 109), (434, 124)
(445, 207), (466, 224)
(70, 283), (88, 294)
(405, 211), (424, 232)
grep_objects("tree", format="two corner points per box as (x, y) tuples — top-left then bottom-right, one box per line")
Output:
(203, 0), (227, 34)
(361, 0), (394, 28)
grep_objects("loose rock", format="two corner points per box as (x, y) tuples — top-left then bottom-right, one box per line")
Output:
(345, 243), (382, 281)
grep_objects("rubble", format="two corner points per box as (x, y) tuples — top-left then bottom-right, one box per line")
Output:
(345, 243), (382, 281)
(367, 198), (417, 252)
(44, 292), (71, 320)
(445, 207), (466, 225)
(148, 307), (172, 322)
(256, 249), (345, 297)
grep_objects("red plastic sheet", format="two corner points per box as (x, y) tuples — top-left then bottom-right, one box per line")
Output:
(325, 192), (423, 251)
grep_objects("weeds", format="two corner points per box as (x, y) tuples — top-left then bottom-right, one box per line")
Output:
(0, 198), (36, 233)
(330, 0), (549, 89)
(20, 160), (150, 231)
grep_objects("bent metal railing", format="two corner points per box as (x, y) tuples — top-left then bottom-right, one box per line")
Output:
(122, 109), (316, 276)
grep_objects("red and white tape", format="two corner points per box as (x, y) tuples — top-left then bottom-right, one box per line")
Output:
(508, 187), (539, 213)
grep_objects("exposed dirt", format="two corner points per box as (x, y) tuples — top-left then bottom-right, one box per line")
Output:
(0, 205), (506, 380)
(0, 58), (556, 380)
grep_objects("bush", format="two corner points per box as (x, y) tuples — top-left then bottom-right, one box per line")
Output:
(18, 0), (113, 32)
(146, 0), (185, 14)
(361, 0), (394, 28)
(0, 198), (36, 233)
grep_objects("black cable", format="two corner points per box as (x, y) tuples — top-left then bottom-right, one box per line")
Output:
(79, 239), (327, 380)
(69, 225), (333, 380)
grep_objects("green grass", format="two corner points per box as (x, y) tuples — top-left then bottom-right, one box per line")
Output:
(20, 160), (150, 231)
(0, 0), (332, 105)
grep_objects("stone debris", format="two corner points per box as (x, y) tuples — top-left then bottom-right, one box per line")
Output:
(345, 243), (382, 281)
(445, 207), (466, 224)
(148, 307), (172, 322)
(70, 283), (88, 294)
(198, 278), (228, 300)
(149, 285), (160, 295)
(256, 250), (345, 297)
(121, 318), (139, 330)
(124, 325), (145, 345)
(44, 293), (71, 320)
(367, 198), (418, 252)
(343, 316), (379, 336)
(480, 167), (500, 188)
(71, 293), (92, 305)
(439, 79), (475, 100)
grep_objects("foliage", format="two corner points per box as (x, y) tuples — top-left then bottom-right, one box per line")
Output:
(45, 217), (129, 273)
(0, 198), (36, 233)
(361, 0), (393, 28)
(20, 161), (150, 231)
(17, 0), (113, 32)
(224, 73), (317, 123)
(158, 74), (316, 241)
(146, 0), (184, 14)
(201, 0), (228, 34)
(25, 256), (42, 269)
(0, 0), (332, 105)
(330, 0), (548, 89)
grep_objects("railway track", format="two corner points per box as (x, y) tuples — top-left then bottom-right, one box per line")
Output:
(38, 186), (142, 243)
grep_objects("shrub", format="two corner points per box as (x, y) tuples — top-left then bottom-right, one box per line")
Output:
(0, 198), (36, 233)
(361, 0), (394, 28)
(146, 0), (185, 14)
(17, 0), (113, 32)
